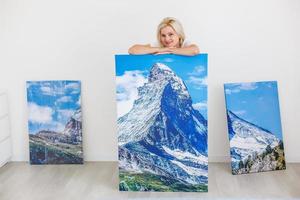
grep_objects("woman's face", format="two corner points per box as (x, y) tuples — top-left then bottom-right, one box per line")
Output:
(160, 25), (180, 48)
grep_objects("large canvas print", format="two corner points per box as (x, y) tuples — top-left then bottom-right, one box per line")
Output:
(115, 54), (208, 192)
(224, 81), (286, 175)
(27, 80), (83, 164)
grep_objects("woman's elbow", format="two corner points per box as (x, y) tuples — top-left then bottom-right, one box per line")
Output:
(128, 46), (136, 54)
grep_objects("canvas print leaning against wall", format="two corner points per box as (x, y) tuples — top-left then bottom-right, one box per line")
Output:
(115, 54), (208, 192)
(224, 81), (286, 175)
(27, 80), (83, 164)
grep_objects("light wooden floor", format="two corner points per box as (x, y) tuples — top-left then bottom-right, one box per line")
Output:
(0, 162), (299, 200)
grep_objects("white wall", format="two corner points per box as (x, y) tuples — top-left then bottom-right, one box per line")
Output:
(0, 0), (299, 162)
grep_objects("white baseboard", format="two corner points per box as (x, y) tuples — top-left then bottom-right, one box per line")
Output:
(285, 156), (300, 163)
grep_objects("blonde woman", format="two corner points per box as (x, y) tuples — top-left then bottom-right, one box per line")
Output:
(128, 17), (200, 56)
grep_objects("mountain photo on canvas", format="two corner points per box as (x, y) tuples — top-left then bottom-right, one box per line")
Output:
(115, 54), (208, 192)
(224, 81), (286, 175)
(27, 81), (83, 164)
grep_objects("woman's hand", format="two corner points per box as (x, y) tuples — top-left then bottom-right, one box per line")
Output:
(155, 46), (200, 56)
(154, 47), (173, 55)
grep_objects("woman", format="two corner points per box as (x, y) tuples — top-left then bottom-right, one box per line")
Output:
(128, 17), (199, 56)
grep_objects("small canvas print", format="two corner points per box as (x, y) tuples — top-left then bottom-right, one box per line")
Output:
(224, 81), (286, 175)
(115, 54), (208, 192)
(27, 80), (83, 164)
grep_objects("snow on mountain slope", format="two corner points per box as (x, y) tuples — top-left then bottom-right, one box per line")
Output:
(227, 110), (279, 162)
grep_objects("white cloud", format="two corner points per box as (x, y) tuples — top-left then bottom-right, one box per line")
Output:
(163, 58), (174, 63)
(186, 65), (207, 90)
(192, 101), (207, 111)
(39, 82), (80, 96)
(28, 103), (53, 124)
(66, 82), (81, 94)
(56, 96), (73, 103)
(66, 82), (80, 90)
(188, 66), (206, 76)
(57, 109), (74, 121)
(239, 83), (257, 90)
(40, 86), (64, 96)
(225, 88), (240, 94)
(187, 76), (207, 90)
(233, 110), (246, 116)
(53, 122), (66, 132)
(116, 70), (147, 117)
(40, 86), (52, 94)
(225, 82), (257, 95)
(225, 89), (232, 95)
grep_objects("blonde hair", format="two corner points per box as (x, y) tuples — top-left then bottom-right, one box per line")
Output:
(157, 17), (186, 48)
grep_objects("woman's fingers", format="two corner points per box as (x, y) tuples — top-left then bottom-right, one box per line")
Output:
(155, 51), (172, 55)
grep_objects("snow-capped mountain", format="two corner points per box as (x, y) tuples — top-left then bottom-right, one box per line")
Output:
(63, 109), (82, 143)
(118, 63), (208, 186)
(227, 110), (279, 164)
(34, 109), (82, 144)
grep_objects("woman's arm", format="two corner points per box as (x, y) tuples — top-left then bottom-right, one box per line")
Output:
(169, 44), (200, 56)
(128, 44), (167, 55)
(128, 44), (200, 56)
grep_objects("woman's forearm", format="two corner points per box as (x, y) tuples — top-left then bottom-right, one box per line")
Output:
(128, 44), (200, 56)
(128, 44), (161, 55)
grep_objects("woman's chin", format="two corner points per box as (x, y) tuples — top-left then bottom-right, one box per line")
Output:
(165, 44), (175, 48)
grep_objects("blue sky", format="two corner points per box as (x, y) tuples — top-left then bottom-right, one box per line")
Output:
(115, 54), (208, 119)
(27, 81), (81, 134)
(224, 81), (283, 140)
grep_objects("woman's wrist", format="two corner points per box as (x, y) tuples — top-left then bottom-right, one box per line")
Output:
(167, 47), (176, 54)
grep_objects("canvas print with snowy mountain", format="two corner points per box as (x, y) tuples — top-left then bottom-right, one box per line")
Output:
(115, 54), (208, 192)
(27, 81), (83, 164)
(224, 81), (286, 175)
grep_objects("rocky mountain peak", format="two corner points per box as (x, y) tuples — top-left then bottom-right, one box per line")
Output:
(148, 63), (175, 82)
(71, 109), (81, 122)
